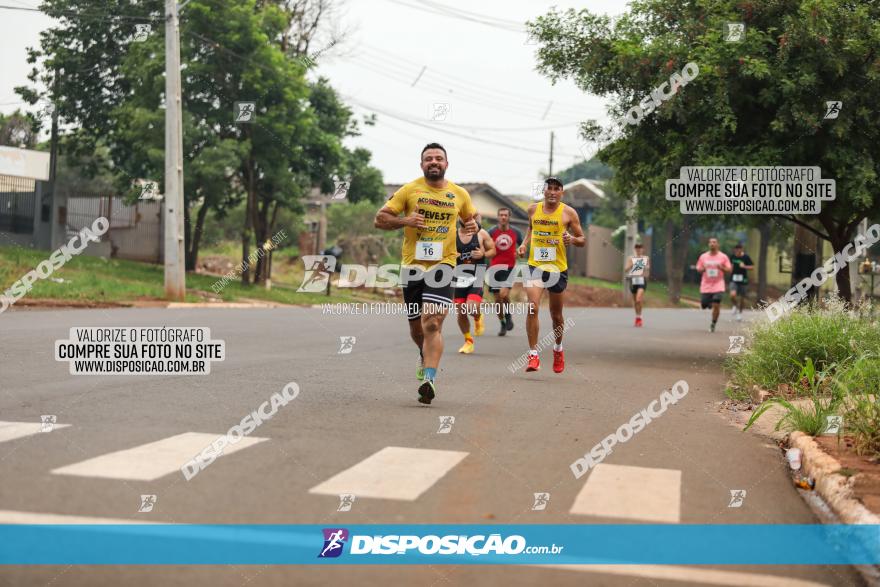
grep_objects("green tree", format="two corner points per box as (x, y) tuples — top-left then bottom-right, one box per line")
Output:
(18, 0), (382, 281)
(530, 0), (880, 301)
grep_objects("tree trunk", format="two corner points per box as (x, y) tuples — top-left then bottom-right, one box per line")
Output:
(253, 200), (269, 286)
(829, 230), (853, 302)
(664, 217), (691, 304)
(815, 213), (855, 303)
(241, 157), (255, 286)
(186, 200), (209, 272)
(757, 223), (770, 302)
(265, 201), (280, 282)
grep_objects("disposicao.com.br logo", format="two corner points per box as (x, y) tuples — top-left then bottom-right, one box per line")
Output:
(317, 528), (563, 558)
(297, 256), (562, 291)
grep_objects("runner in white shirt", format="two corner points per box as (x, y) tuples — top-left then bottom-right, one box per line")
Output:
(624, 242), (650, 327)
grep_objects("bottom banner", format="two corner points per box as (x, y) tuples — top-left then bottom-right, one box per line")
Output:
(0, 524), (877, 565)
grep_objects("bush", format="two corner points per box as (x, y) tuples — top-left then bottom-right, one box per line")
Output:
(836, 353), (880, 397)
(726, 297), (880, 395)
(744, 358), (843, 435)
(838, 354), (880, 456)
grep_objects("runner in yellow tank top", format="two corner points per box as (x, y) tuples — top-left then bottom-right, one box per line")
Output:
(528, 201), (568, 272)
(516, 177), (586, 374)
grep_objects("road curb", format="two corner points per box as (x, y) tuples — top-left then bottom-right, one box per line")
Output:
(165, 301), (287, 309)
(788, 431), (880, 525)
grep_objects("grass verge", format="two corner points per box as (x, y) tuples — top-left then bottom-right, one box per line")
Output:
(0, 245), (376, 306)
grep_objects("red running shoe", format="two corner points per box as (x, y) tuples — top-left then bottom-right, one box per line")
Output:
(635, 316), (643, 327)
(526, 354), (540, 372)
(553, 350), (565, 373)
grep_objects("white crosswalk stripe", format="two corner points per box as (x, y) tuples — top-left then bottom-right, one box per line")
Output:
(50, 432), (268, 481)
(570, 463), (682, 523)
(534, 565), (831, 586)
(0, 510), (156, 524)
(309, 446), (469, 501)
(0, 421), (71, 443)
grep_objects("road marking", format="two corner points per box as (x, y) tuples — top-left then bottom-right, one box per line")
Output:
(534, 564), (830, 587)
(570, 463), (681, 522)
(0, 421), (71, 443)
(50, 432), (268, 481)
(0, 510), (156, 524)
(309, 446), (468, 501)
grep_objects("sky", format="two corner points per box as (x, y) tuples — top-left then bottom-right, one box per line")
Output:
(0, 0), (628, 195)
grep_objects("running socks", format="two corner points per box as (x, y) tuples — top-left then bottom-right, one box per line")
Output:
(528, 349), (538, 357)
(424, 367), (437, 382)
(553, 343), (563, 352)
(464, 333), (473, 343)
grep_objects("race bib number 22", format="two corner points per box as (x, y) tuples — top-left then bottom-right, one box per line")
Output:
(534, 247), (556, 262)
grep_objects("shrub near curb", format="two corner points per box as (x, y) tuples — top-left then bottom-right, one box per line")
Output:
(726, 298), (880, 396)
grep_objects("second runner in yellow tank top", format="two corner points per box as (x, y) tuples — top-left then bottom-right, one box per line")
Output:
(528, 201), (567, 272)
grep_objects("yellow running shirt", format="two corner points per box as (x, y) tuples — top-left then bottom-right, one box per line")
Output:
(528, 202), (567, 272)
(385, 177), (476, 269)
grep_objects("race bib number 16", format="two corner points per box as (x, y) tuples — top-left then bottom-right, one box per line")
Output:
(416, 240), (442, 261)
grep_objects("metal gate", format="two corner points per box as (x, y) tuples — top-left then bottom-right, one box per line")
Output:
(0, 174), (36, 234)
(67, 193), (163, 263)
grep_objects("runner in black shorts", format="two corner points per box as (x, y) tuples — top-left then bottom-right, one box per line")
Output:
(487, 208), (523, 336)
(453, 218), (495, 354)
(374, 143), (477, 404)
(729, 243), (754, 322)
(694, 237), (732, 332)
(624, 242), (649, 327)
(518, 177), (585, 373)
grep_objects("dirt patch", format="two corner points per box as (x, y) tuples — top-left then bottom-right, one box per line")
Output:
(564, 284), (624, 307)
(814, 435), (880, 516)
(198, 255), (238, 276)
(10, 298), (136, 310)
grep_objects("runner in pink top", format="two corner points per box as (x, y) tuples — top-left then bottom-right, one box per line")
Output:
(695, 237), (732, 332)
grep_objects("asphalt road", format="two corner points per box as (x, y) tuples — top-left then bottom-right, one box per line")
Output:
(0, 304), (865, 587)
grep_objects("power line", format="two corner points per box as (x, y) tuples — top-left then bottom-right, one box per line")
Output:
(421, 0), (526, 28)
(0, 3), (161, 21)
(385, 0), (525, 32)
(359, 43), (594, 117)
(349, 97), (583, 158)
(349, 56), (571, 122)
(367, 114), (554, 166)
(351, 50), (597, 122)
(356, 49), (582, 118)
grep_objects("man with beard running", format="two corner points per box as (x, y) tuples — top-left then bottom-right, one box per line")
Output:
(488, 207), (524, 336)
(374, 143), (477, 404)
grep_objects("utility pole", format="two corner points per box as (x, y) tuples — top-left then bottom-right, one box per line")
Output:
(164, 0), (186, 300)
(45, 67), (61, 249)
(548, 131), (555, 176)
(48, 68), (60, 190)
